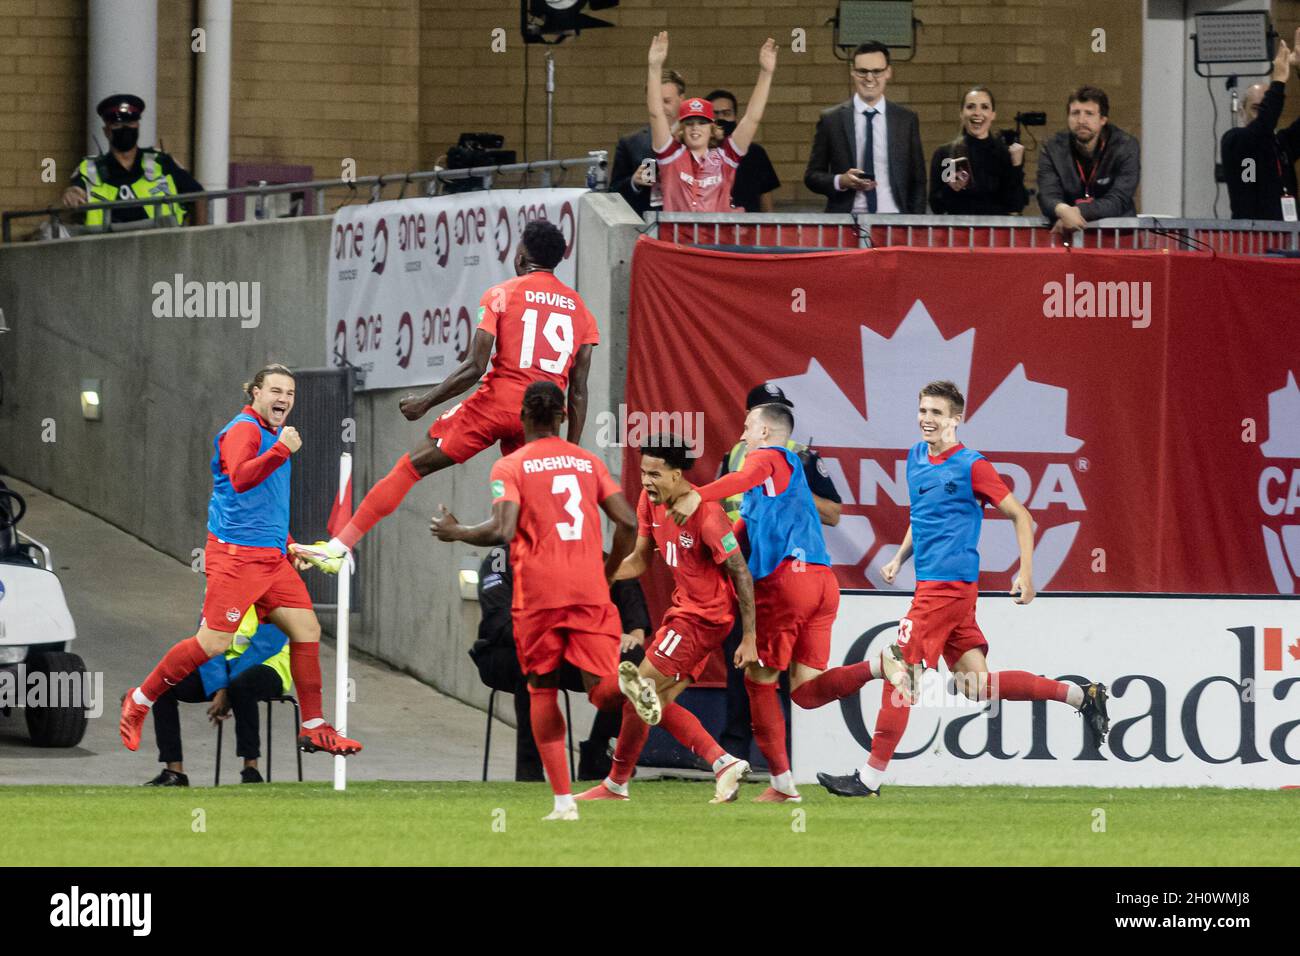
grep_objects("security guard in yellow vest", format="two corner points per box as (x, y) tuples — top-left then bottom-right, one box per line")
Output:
(718, 383), (842, 526)
(61, 94), (204, 228)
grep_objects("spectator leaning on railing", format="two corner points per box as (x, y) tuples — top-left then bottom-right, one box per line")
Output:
(647, 31), (777, 213)
(803, 40), (926, 214)
(1036, 86), (1140, 233)
(1222, 29), (1300, 222)
(62, 94), (206, 228)
(929, 86), (1028, 216)
(609, 68), (686, 216)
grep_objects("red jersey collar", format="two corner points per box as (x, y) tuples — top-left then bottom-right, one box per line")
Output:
(241, 404), (277, 432)
(927, 442), (965, 465)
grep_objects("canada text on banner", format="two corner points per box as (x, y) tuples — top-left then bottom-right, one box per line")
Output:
(327, 189), (587, 391)
(624, 238), (1300, 597)
(791, 593), (1300, 788)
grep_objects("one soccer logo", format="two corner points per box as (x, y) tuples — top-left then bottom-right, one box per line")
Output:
(678, 532), (695, 549)
(225, 607), (240, 623)
(1259, 371), (1300, 594)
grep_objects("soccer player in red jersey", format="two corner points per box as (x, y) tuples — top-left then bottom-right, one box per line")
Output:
(297, 220), (599, 573)
(670, 403), (908, 802)
(118, 365), (362, 757)
(816, 381), (1109, 797)
(646, 31), (776, 213)
(431, 382), (639, 821)
(576, 436), (756, 804)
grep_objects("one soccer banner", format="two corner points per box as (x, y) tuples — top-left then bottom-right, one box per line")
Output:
(326, 188), (587, 391)
(624, 237), (1300, 600)
(792, 593), (1300, 787)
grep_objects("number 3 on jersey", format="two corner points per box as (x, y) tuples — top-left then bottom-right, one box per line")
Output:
(552, 473), (584, 540)
(519, 309), (573, 372)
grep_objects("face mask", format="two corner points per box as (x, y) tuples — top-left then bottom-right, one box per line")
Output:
(717, 119), (737, 136)
(110, 125), (139, 152)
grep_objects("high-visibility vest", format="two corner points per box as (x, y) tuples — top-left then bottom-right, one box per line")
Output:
(229, 608), (293, 695)
(722, 437), (808, 524)
(76, 149), (186, 226)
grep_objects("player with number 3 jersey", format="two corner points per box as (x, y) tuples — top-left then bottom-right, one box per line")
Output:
(295, 220), (600, 574)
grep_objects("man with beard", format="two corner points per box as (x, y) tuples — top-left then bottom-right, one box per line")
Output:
(1037, 86), (1140, 234)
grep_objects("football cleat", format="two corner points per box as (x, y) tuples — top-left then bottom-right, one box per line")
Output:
(542, 805), (580, 821)
(816, 770), (881, 798)
(575, 782), (629, 801)
(709, 758), (750, 804)
(119, 690), (149, 752)
(618, 660), (662, 726)
(753, 786), (801, 803)
(291, 540), (352, 575)
(142, 768), (189, 787)
(298, 723), (363, 756)
(1079, 682), (1110, 747)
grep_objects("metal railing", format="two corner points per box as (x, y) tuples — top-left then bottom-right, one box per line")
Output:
(646, 212), (1300, 256)
(2, 152), (608, 243)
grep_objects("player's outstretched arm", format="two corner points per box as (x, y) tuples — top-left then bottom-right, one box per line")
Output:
(647, 32), (673, 151)
(731, 38), (777, 155)
(565, 344), (594, 446)
(996, 494), (1036, 604)
(723, 551), (759, 667)
(613, 534), (653, 581)
(430, 499), (518, 547)
(600, 491), (638, 583)
(813, 494), (841, 527)
(399, 329), (494, 421)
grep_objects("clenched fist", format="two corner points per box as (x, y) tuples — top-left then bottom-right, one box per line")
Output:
(277, 426), (302, 453)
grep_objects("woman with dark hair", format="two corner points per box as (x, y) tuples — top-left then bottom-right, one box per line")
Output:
(929, 86), (1028, 215)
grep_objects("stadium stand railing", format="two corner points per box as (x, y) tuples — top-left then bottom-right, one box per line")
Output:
(646, 212), (1300, 256)
(1, 152), (609, 242)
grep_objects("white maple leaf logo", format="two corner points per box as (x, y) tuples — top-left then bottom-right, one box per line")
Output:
(770, 300), (1084, 590)
(1261, 371), (1300, 594)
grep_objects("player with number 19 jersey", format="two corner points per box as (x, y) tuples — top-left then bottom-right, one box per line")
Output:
(489, 435), (623, 676)
(429, 272), (600, 463)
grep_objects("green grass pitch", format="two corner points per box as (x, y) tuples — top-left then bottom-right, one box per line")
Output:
(1, 781), (1294, 866)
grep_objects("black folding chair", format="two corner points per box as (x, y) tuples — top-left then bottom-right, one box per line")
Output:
(482, 688), (574, 782)
(214, 695), (304, 785)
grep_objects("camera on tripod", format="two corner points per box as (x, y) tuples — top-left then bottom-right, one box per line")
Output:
(1001, 111), (1047, 146)
(444, 133), (517, 193)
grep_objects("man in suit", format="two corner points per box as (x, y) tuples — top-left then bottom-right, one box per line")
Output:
(804, 41), (926, 214)
(609, 69), (686, 216)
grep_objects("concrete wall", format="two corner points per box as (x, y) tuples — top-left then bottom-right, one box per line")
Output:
(0, 193), (641, 717)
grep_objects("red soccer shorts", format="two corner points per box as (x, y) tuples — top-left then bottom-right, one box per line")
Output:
(897, 580), (989, 670)
(753, 559), (840, 672)
(512, 602), (620, 677)
(647, 609), (734, 682)
(427, 390), (526, 464)
(201, 536), (313, 633)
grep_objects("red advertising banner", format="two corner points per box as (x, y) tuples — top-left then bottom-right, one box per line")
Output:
(623, 237), (1300, 612)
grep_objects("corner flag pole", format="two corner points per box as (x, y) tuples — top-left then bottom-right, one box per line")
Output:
(333, 452), (352, 792)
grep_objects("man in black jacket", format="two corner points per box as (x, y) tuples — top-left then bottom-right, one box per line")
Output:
(803, 41), (926, 214)
(608, 69), (686, 216)
(1037, 86), (1140, 233)
(1223, 31), (1300, 221)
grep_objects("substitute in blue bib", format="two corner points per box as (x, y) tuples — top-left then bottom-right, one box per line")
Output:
(906, 441), (987, 582)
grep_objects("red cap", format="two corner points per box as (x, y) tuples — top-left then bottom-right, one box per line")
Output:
(677, 98), (715, 122)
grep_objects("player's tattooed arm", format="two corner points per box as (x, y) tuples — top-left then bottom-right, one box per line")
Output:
(600, 492), (638, 584)
(400, 329), (494, 421)
(723, 551), (758, 660)
(995, 495), (1036, 604)
(566, 344), (593, 445)
(430, 499), (518, 546)
(881, 524), (913, 584)
(613, 534), (653, 581)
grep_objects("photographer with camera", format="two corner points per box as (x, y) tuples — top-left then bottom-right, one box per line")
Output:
(929, 86), (1028, 215)
(1036, 86), (1140, 233)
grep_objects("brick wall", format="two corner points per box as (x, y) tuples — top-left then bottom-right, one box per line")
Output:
(4, 0), (1300, 236)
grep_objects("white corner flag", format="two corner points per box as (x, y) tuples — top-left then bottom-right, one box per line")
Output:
(333, 452), (352, 792)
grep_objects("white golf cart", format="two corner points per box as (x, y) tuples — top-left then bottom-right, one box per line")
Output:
(0, 480), (88, 747)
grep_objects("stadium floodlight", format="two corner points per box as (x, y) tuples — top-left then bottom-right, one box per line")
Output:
(521, 0), (619, 44)
(80, 379), (102, 421)
(1192, 11), (1275, 78)
(832, 1), (916, 59)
